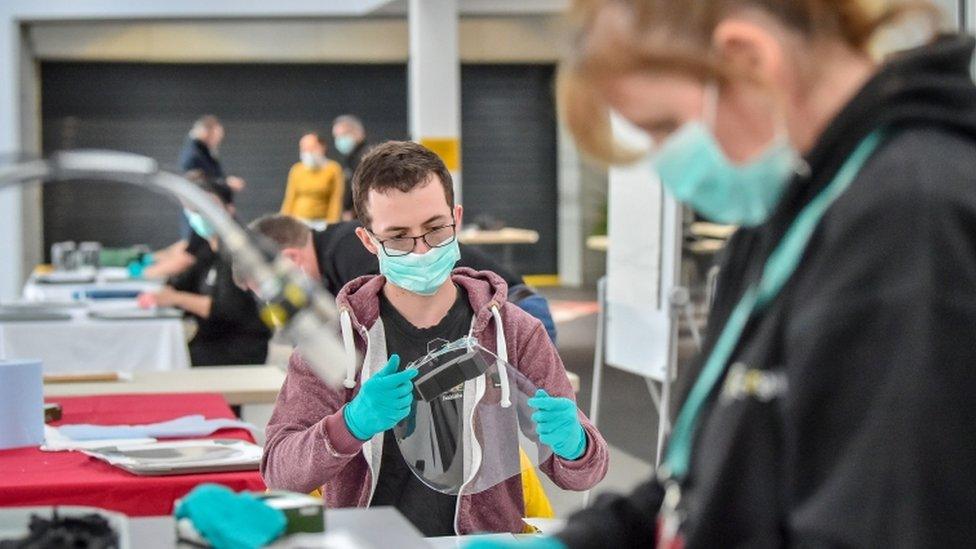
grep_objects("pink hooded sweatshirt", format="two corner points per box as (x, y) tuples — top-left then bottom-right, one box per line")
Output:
(261, 268), (609, 534)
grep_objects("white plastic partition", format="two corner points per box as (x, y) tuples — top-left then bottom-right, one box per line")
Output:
(587, 114), (684, 479)
(604, 161), (682, 384)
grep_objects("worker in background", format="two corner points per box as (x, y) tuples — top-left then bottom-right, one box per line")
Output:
(473, 0), (976, 547)
(332, 114), (369, 220)
(138, 174), (270, 366)
(280, 132), (345, 229)
(178, 115), (246, 193)
(150, 115), (249, 276)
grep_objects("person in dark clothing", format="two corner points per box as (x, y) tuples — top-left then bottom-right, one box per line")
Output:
(138, 175), (270, 366)
(143, 170), (230, 280)
(178, 120), (224, 179)
(332, 114), (369, 220)
(178, 115), (247, 189)
(176, 115), (245, 239)
(248, 214), (558, 342)
(472, 2), (976, 549)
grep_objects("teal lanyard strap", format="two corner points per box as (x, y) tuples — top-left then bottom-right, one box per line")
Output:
(662, 130), (885, 481)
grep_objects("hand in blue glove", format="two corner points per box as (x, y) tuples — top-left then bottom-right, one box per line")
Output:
(466, 536), (566, 549)
(175, 484), (286, 549)
(528, 389), (587, 460)
(343, 354), (418, 441)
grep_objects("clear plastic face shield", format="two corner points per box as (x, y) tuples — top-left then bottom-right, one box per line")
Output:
(393, 337), (553, 496)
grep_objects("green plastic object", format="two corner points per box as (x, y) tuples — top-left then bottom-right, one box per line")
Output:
(258, 491), (325, 535)
(100, 247), (143, 267)
(175, 484), (287, 549)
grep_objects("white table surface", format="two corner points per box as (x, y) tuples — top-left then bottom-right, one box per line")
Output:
(0, 300), (190, 374)
(22, 268), (163, 302)
(44, 366), (284, 405)
(458, 228), (540, 246)
(127, 508), (529, 549)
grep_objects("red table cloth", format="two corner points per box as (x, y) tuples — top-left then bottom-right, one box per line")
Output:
(0, 393), (266, 516)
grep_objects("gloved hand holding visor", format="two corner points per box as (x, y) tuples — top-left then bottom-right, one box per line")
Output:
(528, 389), (587, 460)
(344, 355), (418, 441)
(393, 337), (561, 496)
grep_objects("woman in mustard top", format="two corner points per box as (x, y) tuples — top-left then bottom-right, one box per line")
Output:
(280, 132), (345, 226)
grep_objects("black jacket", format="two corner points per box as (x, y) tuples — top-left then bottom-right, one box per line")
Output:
(177, 138), (231, 239)
(171, 243), (271, 366)
(559, 35), (976, 549)
(340, 140), (368, 214)
(178, 138), (225, 179)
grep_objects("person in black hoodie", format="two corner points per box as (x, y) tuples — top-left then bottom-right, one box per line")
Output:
(472, 1), (976, 549)
(138, 175), (270, 366)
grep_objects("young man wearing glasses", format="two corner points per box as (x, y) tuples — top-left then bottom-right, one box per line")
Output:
(261, 141), (609, 536)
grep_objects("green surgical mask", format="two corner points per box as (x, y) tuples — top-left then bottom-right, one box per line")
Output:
(377, 239), (460, 296)
(184, 209), (215, 239)
(652, 85), (801, 227)
(335, 135), (357, 156)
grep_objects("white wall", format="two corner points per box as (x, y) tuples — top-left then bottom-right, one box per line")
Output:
(0, 20), (26, 301)
(932, 0), (961, 29)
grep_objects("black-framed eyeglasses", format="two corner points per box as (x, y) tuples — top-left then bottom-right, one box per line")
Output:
(370, 223), (457, 257)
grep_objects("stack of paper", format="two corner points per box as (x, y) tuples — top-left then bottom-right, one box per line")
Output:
(79, 439), (262, 476)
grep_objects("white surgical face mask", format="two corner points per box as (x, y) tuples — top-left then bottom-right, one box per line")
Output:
(300, 152), (323, 169)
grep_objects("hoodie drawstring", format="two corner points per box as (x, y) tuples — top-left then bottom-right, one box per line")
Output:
(491, 306), (512, 408)
(341, 301), (511, 406)
(339, 309), (358, 389)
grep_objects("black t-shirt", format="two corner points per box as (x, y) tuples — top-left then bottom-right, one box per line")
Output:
(312, 221), (524, 296)
(370, 285), (474, 536)
(169, 244), (271, 366)
(184, 232), (209, 258)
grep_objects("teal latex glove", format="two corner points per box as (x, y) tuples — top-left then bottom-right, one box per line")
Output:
(175, 484), (286, 549)
(127, 260), (144, 279)
(344, 354), (418, 441)
(528, 389), (587, 460)
(466, 536), (567, 549)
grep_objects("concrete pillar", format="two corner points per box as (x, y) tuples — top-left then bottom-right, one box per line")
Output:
(408, 0), (462, 205)
(0, 18), (24, 301)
